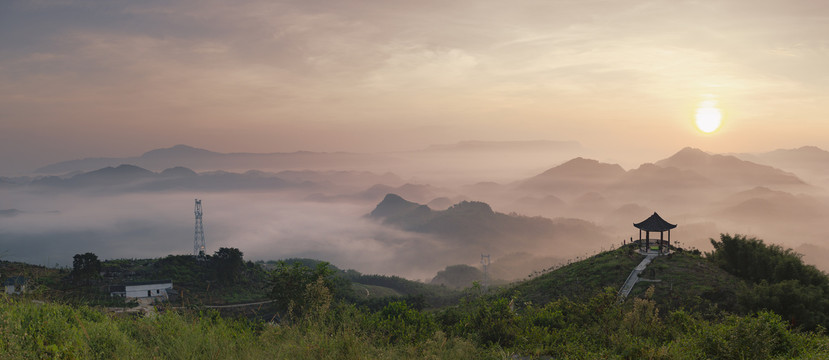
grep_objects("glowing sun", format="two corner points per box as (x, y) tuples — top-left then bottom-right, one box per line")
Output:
(695, 104), (722, 133)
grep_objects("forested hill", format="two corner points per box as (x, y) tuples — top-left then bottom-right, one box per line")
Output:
(3, 234), (829, 358)
(503, 245), (743, 315)
(501, 234), (829, 331)
(368, 193), (612, 256)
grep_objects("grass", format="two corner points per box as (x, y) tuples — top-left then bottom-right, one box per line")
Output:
(4, 244), (829, 359)
(504, 246), (643, 304)
(0, 295), (499, 360)
(629, 250), (743, 314)
(352, 283), (402, 299)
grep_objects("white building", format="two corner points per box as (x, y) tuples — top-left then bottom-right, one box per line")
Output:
(110, 280), (173, 299)
(4, 276), (27, 295)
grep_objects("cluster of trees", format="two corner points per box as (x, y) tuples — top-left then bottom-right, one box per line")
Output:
(708, 234), (829, 330)
(260, 255), (829, 359)
(70, 252), (101, 284)
(5, 275), (829, 359)
(268, 260), (350, 318)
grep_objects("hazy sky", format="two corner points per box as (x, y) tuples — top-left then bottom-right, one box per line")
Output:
(2, 0), (828, 174)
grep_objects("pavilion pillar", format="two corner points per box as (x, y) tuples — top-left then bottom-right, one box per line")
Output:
(660, 231), (664, 253)
(646, 231), (650, 250)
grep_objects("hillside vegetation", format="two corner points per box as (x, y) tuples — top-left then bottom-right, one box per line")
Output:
(2, 234), (829, 359)
(2, 285), (828, 359)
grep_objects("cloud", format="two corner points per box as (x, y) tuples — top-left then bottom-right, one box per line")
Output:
(0, 190), (459, 279)
(2, 0), (829, 173)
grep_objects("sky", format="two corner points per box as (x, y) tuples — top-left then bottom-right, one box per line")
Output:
(2, 0), (829, 175)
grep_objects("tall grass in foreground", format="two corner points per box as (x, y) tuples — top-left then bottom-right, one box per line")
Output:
(2, 285), (829, 359)
(0, 295), (495, 359)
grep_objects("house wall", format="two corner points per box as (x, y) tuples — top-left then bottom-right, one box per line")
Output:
(125, 283), (173, 298)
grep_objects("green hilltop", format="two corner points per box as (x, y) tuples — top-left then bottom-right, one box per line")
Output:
(3, 234), (829, 358)
(503, 245), (743, 315)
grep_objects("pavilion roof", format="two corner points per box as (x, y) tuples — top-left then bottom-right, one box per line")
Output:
(634, 212), (677, 232)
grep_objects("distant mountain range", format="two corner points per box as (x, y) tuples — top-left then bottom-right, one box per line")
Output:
(34, 141), (584, 175)
(656, 147), (805, 187)
(0, 209), (22, 218)
(515, 147), (809, 199)
(34, 145), (399, 174)
(14, 164), (401, 194)
(368, 193), (612, 257)
(736, 146), (829, 182)
(518, 157), (626, 193)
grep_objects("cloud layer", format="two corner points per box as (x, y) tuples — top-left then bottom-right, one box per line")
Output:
(2, 0), (829, 173)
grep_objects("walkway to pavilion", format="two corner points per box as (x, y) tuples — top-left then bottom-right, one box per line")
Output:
(618, 212), (678, 301)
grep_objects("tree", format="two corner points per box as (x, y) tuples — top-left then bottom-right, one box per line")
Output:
(708, 234), (829, 330)
(71, 252), (101, 283)
(212, 247), (244, 284)
(269, 261), (340, 318)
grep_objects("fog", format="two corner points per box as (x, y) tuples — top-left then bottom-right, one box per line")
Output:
(0, 191), (453, 280)
(3, 144), (829, 281)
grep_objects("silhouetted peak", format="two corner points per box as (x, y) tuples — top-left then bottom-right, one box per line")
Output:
(795, 145), (825, 153)
(727, 186), (795, 202)
(80, 164), (155, 177)
(538, 157), (625, 177)
(783, 146), (829, 159)
(0, 209), (22, 218)
(446, 201), (494, 215)
(378, 193), (413, 205)
(657, 147), (807, 186)
(160, 166), (198, 177)
(140, 145), (219, 159)
(659, 147), (711, 167)
(370, 193), (427, 218)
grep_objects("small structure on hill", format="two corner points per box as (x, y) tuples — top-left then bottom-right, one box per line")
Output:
(110, 280), (173, 300)
(194, 199), (207, 258)
(634, 212), (677, 254)
(4, 276), (27, 295)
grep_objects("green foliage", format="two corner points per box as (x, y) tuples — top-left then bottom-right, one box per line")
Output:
(740, 279), (829, 330)
(669, 311), (799, 359)
(7, 235), (829, 358)
(368, 301), (436, 345)
(708, 234), (829, 330)
(71, 252), (101, 283)
(3, 281), (829, 359)
(212, 247), (245, 284)
(708, 234), (827, 286)
(627, 249), (743, 315)
(504, 247), (646, 304)
(469, 297), (518, 347)
(430, 264), (483, 289)
(269, 261), (345, 319)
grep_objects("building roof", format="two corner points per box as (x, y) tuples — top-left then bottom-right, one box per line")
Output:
(634, 212), (677, 232)
(123, 280), (173, 287)
(4, 276), (27, 286)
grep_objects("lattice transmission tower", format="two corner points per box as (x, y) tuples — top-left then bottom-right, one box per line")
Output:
(194, 199), (206, 257)
(481, 254), (491, 293)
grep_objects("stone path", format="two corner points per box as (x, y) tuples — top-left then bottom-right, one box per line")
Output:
(617, 253), (658, 300)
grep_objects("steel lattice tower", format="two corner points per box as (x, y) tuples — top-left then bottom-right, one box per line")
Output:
(194, 199), (206, 257)
(480, 254), (491, 293)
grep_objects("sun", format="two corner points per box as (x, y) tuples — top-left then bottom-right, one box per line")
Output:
(695, 103), (722, 133)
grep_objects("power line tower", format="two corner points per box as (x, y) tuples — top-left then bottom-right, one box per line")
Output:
(194, 199), (206, 257)
(480, 254), (491, 293)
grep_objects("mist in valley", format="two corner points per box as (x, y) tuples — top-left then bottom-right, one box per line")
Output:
(3, 143), (829, 283)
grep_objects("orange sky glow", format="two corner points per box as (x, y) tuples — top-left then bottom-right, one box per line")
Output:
(1, 0), (828, 174)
